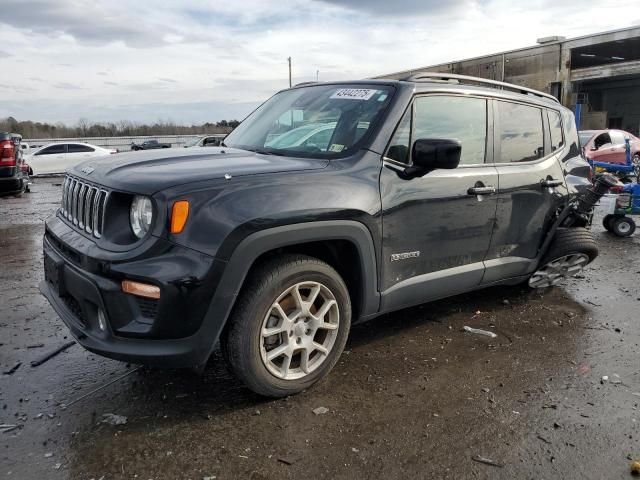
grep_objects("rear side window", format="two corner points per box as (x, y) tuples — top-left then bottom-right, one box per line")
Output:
(413, 96), (487, 165)
(36, 144), (66, 155)
(68, 144), (95, 153)
(548, 110), (564, 152)
(497, 102), (544, 163)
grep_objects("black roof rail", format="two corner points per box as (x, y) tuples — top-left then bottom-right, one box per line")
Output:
(403, 72), (559, 104)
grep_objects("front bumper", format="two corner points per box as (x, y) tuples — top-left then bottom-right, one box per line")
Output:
(40, 221), (224, 368)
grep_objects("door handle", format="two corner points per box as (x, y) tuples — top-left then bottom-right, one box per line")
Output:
(541, 178), (563, 188)
(467, 186), (496, 195)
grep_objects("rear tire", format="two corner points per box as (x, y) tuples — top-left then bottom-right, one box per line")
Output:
(602, 214), (615, 232)
(611, 216), (636, 237)
(221, 254), (351, 397)
(528, 228), (598, 288)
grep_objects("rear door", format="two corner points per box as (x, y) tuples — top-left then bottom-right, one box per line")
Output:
(380, 94), (499, 311)
(32, 144), (67, 174)
(482, 101), (568, 283)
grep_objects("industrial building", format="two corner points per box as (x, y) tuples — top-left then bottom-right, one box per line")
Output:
(379, 26), (640, 135)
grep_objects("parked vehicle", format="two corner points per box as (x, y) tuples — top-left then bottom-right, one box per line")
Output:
(41, 74), (605, 397)
(27, 142), (116, 175)
(0, 132), (29, 196)
(580, 129), (640, 166)
(131, 139), (171, 151)
(184, 136), (223, 148)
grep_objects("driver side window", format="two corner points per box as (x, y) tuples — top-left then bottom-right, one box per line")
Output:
(384, 95), (487, 166)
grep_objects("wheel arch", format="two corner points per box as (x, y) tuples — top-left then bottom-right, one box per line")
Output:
(195, 221), (380, 366)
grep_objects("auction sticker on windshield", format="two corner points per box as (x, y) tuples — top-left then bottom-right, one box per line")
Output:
(330, 88), (378, 100)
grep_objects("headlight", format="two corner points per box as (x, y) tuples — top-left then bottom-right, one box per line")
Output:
(130, 195), (153, 239)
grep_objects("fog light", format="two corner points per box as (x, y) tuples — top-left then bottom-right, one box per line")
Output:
(97, 308), (107, 331)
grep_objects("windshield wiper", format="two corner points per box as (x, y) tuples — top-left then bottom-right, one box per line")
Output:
(252, 148), (286, 156)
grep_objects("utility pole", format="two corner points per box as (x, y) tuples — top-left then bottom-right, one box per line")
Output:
(287, 57), (292, 87)
(316, 70), (319, 82)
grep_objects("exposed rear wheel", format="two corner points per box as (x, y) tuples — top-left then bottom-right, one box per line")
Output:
(528, 228), (598, 288)
(611, 216), (636, 237)
(222, 254), (351, 397)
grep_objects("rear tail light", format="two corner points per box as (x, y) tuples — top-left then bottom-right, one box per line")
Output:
(0, 140), (16, 167)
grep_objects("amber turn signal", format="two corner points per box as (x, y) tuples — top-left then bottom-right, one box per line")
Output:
(121, 280), (161, 299)
(171, 200), (190, 234)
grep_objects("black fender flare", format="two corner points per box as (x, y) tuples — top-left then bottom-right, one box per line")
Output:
(195, 220), (380, 365)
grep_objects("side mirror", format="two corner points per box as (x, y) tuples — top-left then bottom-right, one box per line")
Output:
(402, 139), (461, 178)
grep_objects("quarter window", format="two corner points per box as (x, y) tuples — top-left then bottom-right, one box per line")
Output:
(413, 96), (487, 165)
(497, 102), (544, 163)
(548, 110), (564, 152)
(385, 107), (411, 164)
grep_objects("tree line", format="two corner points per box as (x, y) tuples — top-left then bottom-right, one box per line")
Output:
(0, 117), (241, 139)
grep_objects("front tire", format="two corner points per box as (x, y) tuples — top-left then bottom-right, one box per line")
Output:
(528, 228), (598, 288)
(222, 254), (351, 397)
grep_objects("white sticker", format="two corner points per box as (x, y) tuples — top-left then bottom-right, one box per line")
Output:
(330, 88), (378, 100)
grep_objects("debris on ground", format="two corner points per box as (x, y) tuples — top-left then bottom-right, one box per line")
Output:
(30, 341), (75, 367)
(0, 424), (21, 434)
(463, 326), (497, 338)
(601, 375), (609, 384)
(101, 413), (128, 426)
(26, 343), (44, 349)
(277, 456), (296, 465)
(471, 455), (504, 468)
(313, 407), (329, 415)
(3, 362), (22, 375)
(631, 461), (640, 475)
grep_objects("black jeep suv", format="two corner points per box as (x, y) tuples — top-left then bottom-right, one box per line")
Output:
(41, 74), (600, 397)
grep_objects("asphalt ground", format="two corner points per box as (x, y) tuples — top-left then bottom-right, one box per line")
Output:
(1, 178), (639, 479)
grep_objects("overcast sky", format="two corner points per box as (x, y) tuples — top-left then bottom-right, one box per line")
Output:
(0, 0), (638, 126)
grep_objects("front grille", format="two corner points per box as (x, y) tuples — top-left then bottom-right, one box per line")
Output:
(61, 175), (109, 238)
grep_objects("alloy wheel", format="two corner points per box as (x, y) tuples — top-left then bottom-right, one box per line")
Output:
(528, 253), (590, 288)
(260, 281), (339, 380)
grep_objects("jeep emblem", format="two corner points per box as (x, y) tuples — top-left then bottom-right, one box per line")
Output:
(81, 166), (94, 175)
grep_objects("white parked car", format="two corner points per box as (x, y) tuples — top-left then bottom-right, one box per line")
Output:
(27, 142), (116, 175)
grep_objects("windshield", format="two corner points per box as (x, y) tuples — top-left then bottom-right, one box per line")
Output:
(224, 84), (394, 157)
(578, 132), (594, 146)
(185, 137), (201, 147)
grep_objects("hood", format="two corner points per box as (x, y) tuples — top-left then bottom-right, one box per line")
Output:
(68, 147), (329, 195)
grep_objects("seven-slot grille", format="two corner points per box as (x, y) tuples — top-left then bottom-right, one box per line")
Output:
(60, 175), (109, 238)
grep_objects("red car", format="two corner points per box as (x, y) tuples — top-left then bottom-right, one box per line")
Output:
(579, 129), (640, 166)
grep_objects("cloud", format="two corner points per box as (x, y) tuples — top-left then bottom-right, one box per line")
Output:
(0, 0), (171, 47)
(53, 82), (82, 90)
(0, 0), (637, 126)
(0, 50), (12, 58)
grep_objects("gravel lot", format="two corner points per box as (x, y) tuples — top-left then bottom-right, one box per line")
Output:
(1, 178), (639, 479)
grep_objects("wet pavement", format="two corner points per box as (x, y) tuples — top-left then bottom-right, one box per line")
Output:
(1, 178), (639, 479)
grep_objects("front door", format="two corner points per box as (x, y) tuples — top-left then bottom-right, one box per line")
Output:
(380, 94), (498, 312)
